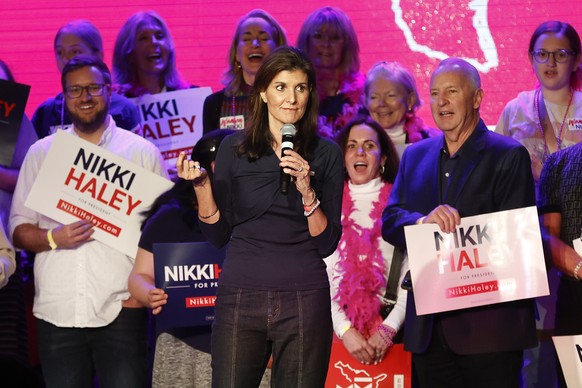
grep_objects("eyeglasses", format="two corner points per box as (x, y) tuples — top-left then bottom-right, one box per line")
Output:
(530, 49), (576, 64)
(64, 84), (109, 99)
(312, 31), (344, 45)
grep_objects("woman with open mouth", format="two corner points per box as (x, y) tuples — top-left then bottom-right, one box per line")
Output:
(112, 10), (191, 98)
(326, 116), (406, 367)
(202, 9), (287, 134)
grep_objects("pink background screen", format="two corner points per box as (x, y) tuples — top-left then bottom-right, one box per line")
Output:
(1, 0), (581, 126)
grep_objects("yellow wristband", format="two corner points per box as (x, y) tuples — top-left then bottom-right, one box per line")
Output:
(338, 324), (351, 339)
(47, 228), (57, 250)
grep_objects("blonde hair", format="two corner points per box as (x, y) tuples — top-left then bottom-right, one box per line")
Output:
(222, 9), (287, 96)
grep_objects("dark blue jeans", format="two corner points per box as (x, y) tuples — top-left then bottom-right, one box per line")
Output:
(211, 286), (332, 388)
(36, 307), (148, 388)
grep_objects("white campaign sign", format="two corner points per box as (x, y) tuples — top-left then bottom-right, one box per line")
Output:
(574, 238), (582, 255)
(25, 131), (173, 258)
(553, 335), (582, 387)
(404, 206), (549, 315)
(132, 87), (212, 169)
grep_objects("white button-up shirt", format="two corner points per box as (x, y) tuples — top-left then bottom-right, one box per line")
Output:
(10, 117), (167, 327)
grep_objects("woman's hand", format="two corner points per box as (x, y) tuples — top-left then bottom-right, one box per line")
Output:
(368, 330), (392, 364)
(280, 149), (312, 197)
(176, 151), (208, 187)
(368, 324), (397, 364)
(146, 288), (168, 315)
(342, 328), (376, 365)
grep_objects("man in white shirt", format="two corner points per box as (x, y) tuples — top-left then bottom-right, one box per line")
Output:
(10, 55), (166, 388)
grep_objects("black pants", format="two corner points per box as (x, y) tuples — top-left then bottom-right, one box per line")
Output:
(555, 278), (582, 388)
(413, 319), (523, 388)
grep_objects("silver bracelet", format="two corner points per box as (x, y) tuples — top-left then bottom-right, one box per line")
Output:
(573, 260), (582, 280)
(301, 188), (316, 207)
(303, 198), (321, 217)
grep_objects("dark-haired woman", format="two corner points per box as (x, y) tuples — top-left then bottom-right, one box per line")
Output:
(496, 21), (582, 184)
(177, 46), (344, 387)
(326, 116), (407, 365)
(129, 130), (234, 387)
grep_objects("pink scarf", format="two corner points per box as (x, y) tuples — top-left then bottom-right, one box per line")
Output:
(335, 180), (392, 338)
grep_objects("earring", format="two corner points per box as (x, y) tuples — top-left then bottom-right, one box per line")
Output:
(381, 165), (385, 174)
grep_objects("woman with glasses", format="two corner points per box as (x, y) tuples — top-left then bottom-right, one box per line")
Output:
(297, 7), (365, 138)
(31, 20), (141, 139)
(495, 20), (582, 388)
(203, 9), (287, 134)
(496, 21), (582, 184)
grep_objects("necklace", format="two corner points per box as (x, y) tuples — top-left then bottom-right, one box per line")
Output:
(335, 180), (391, 338)
(534, 88), (573, 160)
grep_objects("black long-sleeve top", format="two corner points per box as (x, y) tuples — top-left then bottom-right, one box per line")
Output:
(200, 132), (344, 291)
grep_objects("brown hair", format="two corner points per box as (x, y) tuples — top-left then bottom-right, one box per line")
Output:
(335, 115), (399, 183)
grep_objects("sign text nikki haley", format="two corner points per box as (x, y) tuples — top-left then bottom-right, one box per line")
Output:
(25, 131), (172, 257)
(404, 207), (549, 315)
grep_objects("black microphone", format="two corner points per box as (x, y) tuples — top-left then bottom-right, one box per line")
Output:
(280, 123), (297, 194)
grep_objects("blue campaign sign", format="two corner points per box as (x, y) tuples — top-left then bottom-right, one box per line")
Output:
(153, 242), (226, 331)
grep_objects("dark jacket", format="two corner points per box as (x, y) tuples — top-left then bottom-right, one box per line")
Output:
(382, 120), (538, 354)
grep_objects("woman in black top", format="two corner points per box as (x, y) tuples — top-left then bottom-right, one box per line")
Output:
(177, 47), (344, 387)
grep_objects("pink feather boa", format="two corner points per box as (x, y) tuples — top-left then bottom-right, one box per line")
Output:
(335, 180), (392, 338)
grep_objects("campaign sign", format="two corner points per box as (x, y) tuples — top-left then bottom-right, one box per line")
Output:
(132, 87), (212, 169)
(25, 131), (173, 258)
(0, 79), (31, 166)
(404, 206), (549, 315)
(326, 336), (411, 388)
(568, 118), (582, 132)
(153, 242), (226, 331)
(553, 335), (582, 387)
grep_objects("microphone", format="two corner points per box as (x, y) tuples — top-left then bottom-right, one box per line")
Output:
(280, 123), (297, 194)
